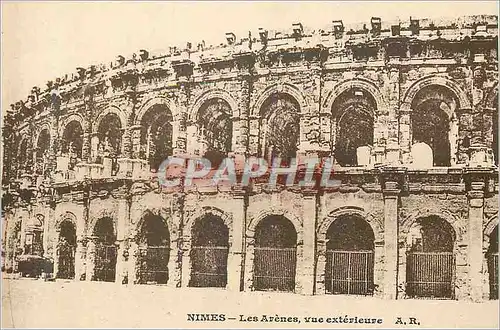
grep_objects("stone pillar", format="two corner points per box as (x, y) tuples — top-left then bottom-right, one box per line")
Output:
(457, 107), (473, 164)
(52, 243), (59, 278)
(398, 109), (411, 165)
(383, 181), (400, 299)
(82, 86), (94, 163)
(42, 206), (51, 258)
(169, 193), (184, 288)
(236, 78), (250, 155)
(115, 197), (129, 284)
(243, 235), (255, 291)
(48, 109), (60, 174)
(467, 181), (485, 302)
(127, 238), (139, 284)
(227, 193), (245, 292)
(248, 116), (260, 156)
(85, 238), (96, 281)
(180, 247), (190, 287)
(74, 238), (87, 281)
(174, 84), (188, 155)
(299, 191), (316, 295)
(114, 240), (127, 284)
(130, 125), (143, 159)
(82, 132), (91, 162)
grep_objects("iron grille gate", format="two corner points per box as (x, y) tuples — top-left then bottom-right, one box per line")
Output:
(253, 247), (297, 292)
(488, 253), (498, 300)
(94, 244), (117, 282)
(137, 246), (170, 284)
(57, 243), (75, 279)
(325, 250), (374, 295)
(406, 251), (455, 299)
(190, 246), (229, 287)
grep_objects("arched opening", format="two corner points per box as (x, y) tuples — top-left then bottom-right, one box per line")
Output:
(189, 214), (229, 288)
(253, 215), (297, 292)
(196, 98), (232, 168)
(35, 129), (50, 175)
(61, 120), (83, 169)
(332, 89), (375, 167)
(487, 225), (498, 300)
(136, 213), (170, 285)
(140, 105), (173, 171)
(57, 221), (76, 279)
(96, 113), (122, 174)
(406, 215), (456, 299)
(325, 214), (375, 295)
(17, 138), (31, 176)
(411, 85), (458, 167)
(259, 93), (300, 165)
(92, 217), (116, 282)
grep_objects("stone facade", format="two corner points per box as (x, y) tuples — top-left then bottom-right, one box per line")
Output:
(2, 15), (499, 301)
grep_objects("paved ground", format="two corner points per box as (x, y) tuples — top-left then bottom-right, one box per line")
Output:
(1, 275), (498, 329)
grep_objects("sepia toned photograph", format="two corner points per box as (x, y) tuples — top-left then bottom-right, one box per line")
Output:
(1, 1), (499, 328)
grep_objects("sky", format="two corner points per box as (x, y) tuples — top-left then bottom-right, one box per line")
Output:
(1, 1), (498, 111)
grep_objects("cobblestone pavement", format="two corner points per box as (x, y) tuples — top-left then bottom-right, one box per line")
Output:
(2, 276), (498, 329)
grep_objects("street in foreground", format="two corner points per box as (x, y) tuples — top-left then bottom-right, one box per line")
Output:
(2, 276), (498, 329)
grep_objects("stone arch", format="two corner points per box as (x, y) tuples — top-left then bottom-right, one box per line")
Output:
(485, 81), (498, 110)
(400, 209), (461, 243)
(252, 82), (307, 116)
(247, 208), (302, 239)
(185, 206), (233, 241)
(401, 75), (472, 112)
(58, 114), (85, 137)
(186, 206), (232, 288)
(34, 126), (51, 155)
(317, 207), (383, 241)
(323, 78), (387, 114)
(246, 208), (301, 293)
(135, 96), (178, 125)
(34, 123), (51, 144)
(93, 105), (127, 133)
(484, 212), (499, 250)
(17, 134), (31, 153)
(188, 89), (238, 123)
(87, 209), (117, 237)
(56, 211), (78, 231)
(485, 212), (499, 237)
(132, 208), (173, 240)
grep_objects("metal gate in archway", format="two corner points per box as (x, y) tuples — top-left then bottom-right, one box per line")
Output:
(190, 246), (229, 287)
(189, 213), (230, 288)
(94, 244), (117, 282)
(325, 250), (374, 295)
(253, 246), (297, 292)
(406, 251), (455, 299)
(253, 215), (298, 292)
(488, 253), (498, 300)
(57, 243), (75, 279)
(137, 246), (170, 284)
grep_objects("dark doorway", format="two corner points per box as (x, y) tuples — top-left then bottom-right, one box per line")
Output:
(325, 214), (375, 295)
(137, 214), (170, 285)
(189, 214), (229, 287)
(57, 221), (76, 279)
(253, 215), (297, 292)
(406, 216), (456, 299)
(93, 217), (117, 282)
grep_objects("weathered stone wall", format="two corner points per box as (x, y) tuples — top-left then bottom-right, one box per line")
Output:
(2, 15), (498, 301)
